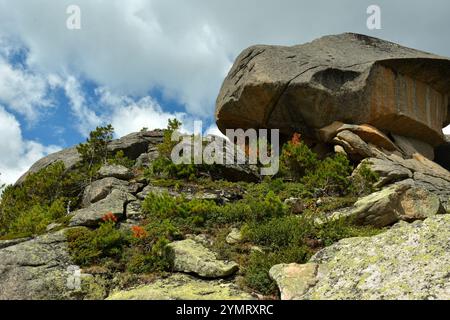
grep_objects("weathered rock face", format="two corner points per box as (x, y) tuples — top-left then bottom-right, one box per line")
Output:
(107, 274), (254, 300)
(334, 184), (445, 227)
(167, 239), (239, 278)
(15, 130), (164, 185)
(216, 33), (450, 146)
(0, 230), (106, 300)
(15, 147), (81, 185)
(271, 215), (450, 300)
(82, 177), (141, 207)
(70, 190), (135, 227)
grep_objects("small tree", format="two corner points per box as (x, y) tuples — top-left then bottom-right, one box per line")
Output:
(76, 125), (114, 183)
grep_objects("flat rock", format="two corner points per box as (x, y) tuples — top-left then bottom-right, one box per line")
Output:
(106, 273), (253, 300)
(216, 33), (450, 146)
(98, 164), (134, 180)
(167, 239), (239, 278)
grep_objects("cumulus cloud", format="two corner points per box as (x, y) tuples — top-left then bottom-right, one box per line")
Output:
(0, 106), (60, 186)
(96, 87), (187, 137)
(0, 56), (51, 122)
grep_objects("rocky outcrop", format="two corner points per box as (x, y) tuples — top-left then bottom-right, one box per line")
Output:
(15, 147), (81, 185)
(216, 33), (450, 147)
(107, 130), (164, 160)
(0, 230), (106, 300)
(98, 164), (134, 180)
(357, 154), (450, 210)
(270, 215), (450, 300)
(70, 190), (134, 227)
(333, 184), (445, 227)
(167, 239), (239, 278)
(15, 130), (164, 185)
(107, 273), (253, 300)
(82, 177), (141, 207)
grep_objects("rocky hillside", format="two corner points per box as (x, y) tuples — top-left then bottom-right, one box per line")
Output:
(0, 33), (449, 300)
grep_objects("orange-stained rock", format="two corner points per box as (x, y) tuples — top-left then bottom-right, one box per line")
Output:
(216, 33), (450, 147)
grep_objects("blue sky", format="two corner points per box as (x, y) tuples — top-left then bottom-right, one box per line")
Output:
(1, 0), (450, 185)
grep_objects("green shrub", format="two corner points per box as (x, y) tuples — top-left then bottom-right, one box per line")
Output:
(302, 154), (353, 195)
(280, 136), (318, 179)
(108, 150), (134, 168)
(0, 162), (79, 237)
(66, 221), (127, 266)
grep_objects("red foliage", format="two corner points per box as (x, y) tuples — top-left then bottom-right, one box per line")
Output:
(102, 212), (118, 223)
(291, 133), (302, 145)
(131, 226), (148, 239)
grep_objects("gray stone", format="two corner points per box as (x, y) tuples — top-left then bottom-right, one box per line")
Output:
(333, 130), (374, 160)
(107, 273), (254, 300)
(70, 190), (134, 227)
(167, 239), (239, 278)
(125, 201), (142, 220)
(269, 263), (319, 300)
(98, 164), (134, 180)
(108, 130), (164, 160)
(273, 215), (450, 300)
(216, 33), (450, 147)
(82, 177), (141, 207)
(336, 184), (445, 227)
(0, 230), (106, 300)
(392, 134), (435, 160)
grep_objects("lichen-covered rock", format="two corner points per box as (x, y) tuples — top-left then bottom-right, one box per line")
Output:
(167, 239), (239, 278)
(226, 228), (243, 245)
(269, 263), (318, 300)
(0, 230), (106, 300)
(216, 33), (450, 147)
(106, 273), (254, 300)
(397, 187), (445, 221)
(297, 216), (450, 300)
(70, 190), (134, 227)
(98, 164), (134, 180)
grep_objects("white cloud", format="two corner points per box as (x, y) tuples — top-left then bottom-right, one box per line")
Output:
(0, 106), (60, 186)
(0, 56), (51, 122)
(96, 88), (187, 137)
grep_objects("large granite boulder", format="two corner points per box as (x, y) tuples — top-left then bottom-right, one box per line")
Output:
(270, 215), (450, 300)
(216, 33), (450, 146)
